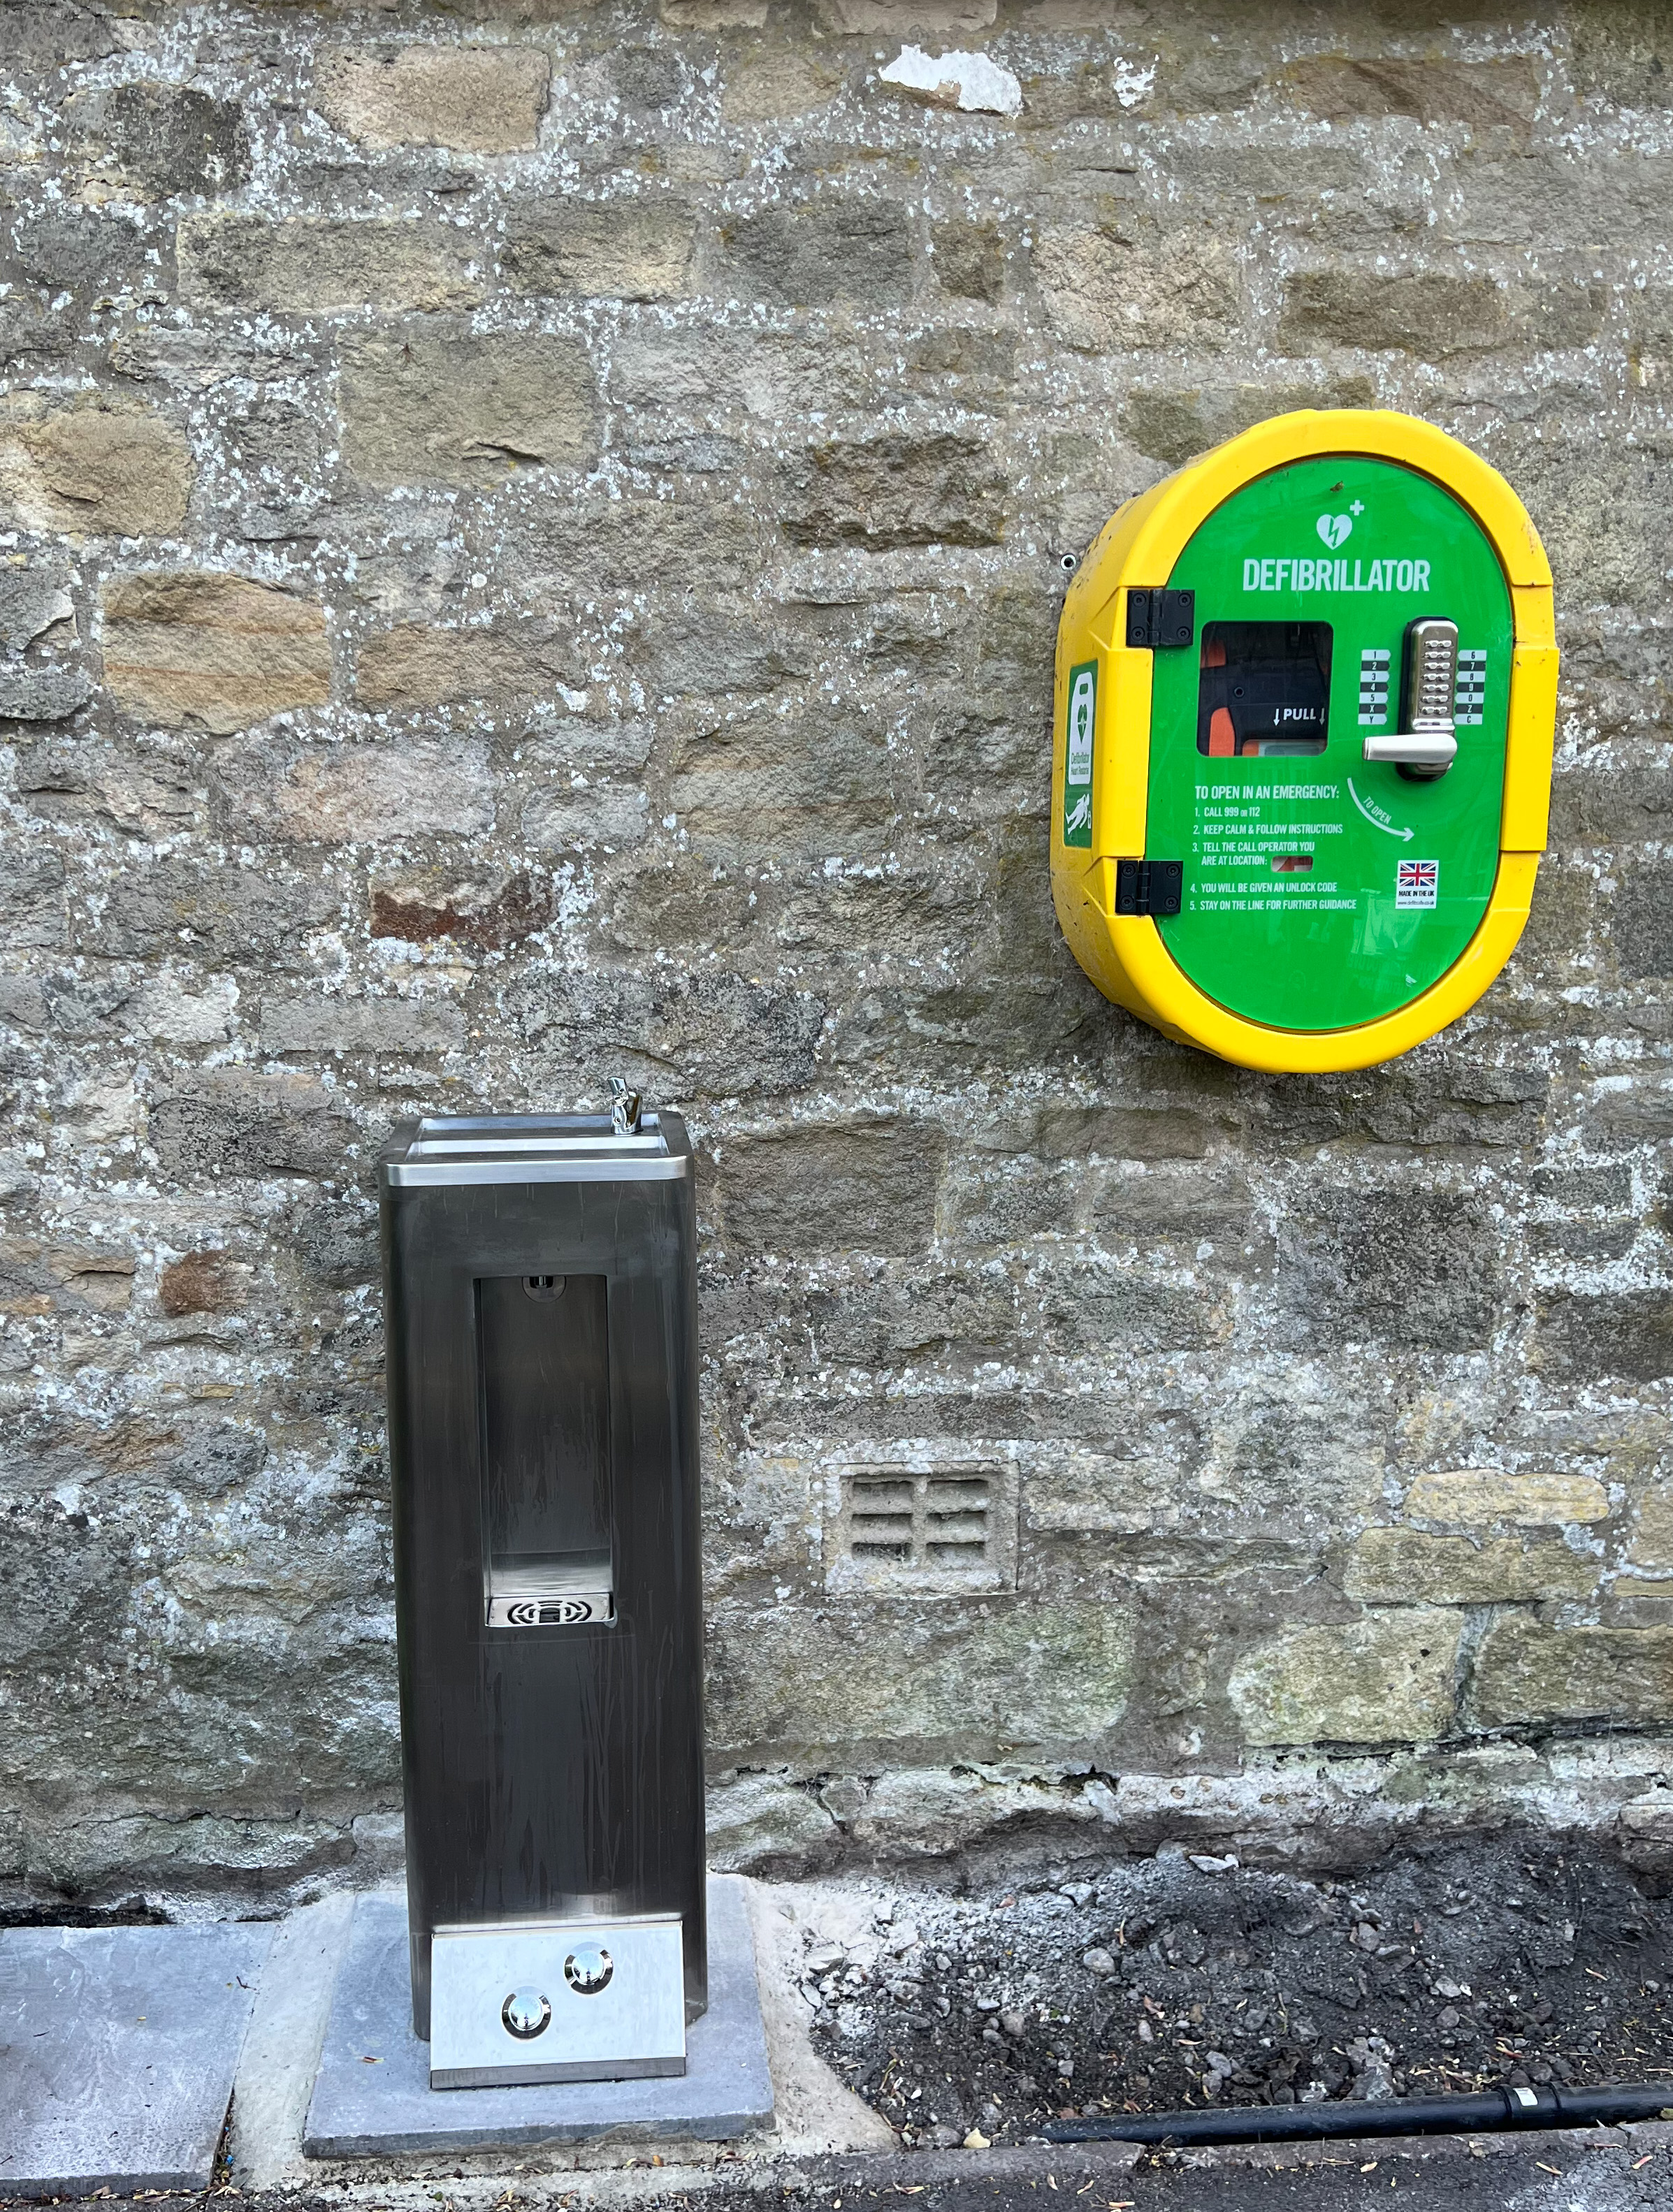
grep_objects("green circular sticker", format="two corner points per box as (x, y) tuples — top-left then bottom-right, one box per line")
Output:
(1145, 454), (1514, 1032)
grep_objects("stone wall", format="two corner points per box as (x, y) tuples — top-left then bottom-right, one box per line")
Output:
(3, 0), (1673, 1910)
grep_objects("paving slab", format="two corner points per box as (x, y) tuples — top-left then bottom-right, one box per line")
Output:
(303, 1873), (774, 2155)
(0, 1921), (275, 2197)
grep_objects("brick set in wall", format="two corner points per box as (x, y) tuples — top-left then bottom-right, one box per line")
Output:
(3, 0), (1673, 1907)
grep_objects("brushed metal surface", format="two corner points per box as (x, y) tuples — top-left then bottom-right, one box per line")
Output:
(388, 1112), (685, 1186)
(380, 1108), (707, 2042)
(428, 1916), (686, 2088)
(484, 1545), (616, 1631)
(303, 1877), (772, 2156)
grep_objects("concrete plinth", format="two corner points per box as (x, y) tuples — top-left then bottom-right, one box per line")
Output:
(303, 1874), (775, 2156)
(0, 1921), (275, 2197)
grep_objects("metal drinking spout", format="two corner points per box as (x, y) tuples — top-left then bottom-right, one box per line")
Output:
(609, 1077), (643, 1136)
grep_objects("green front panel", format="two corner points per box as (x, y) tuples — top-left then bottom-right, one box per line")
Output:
(1145, 455), (1514, 1033)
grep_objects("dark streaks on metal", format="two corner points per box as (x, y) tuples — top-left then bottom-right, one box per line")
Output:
(379, 1109), (706, 2039)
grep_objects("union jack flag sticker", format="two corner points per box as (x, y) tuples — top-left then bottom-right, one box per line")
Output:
(1396, 858), (1439, 909)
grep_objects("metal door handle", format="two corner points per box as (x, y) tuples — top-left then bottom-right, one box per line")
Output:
(1363, 729), (1458, 771)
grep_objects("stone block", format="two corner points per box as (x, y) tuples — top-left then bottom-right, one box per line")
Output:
(1229, 1610), (1461, 1747)
(1535, 1290), (1673, 1384)
(147, 1069), (354, 1181)
(507, 966), (823, 1100)
(664, 0), (769, 24)
(1570, 1), (1673, 110)
(610, 43), (688, 112)
(259, 993), (465, 1057)
(289, 1197), (379, 1289)
(1611, 855), (1673, 977)
(1015, 54), (1157, 131)
(370, 866), (551, 952)
(1034, 1103), (1213, 1161)
(87, 857), (338, 968)
(704, 1769), (836, 1868)
(809, 1267), (1018, 1366)
(722, 50), (846, 123)
(101, 572), (330, 735)
(1034, 228), (1241, 352)
(1278, 1190), (1498, 1351)
(714, 1120), (946, 1256)
(1026, 1447), (1185, 1537)
(1279, 54), (1539, 133)
(1402, 1469), (1610, 1527)
(1085, 1164), (1255, 1244)
(0, 1488), (132, 1665)
(0, 666), (91, 722)
(312, 43), (551, 152)
(505, 200), (696, 300)
(339, 327), (598, 488)
(219, 736), (494, 842)
(0, 1923), (273, 2195)
(781, 432), (1005, 548)
(0, 851), (66, 949)
(1121, 377), (1375, 465)
(1277, 267), (1507, 356)
(932, 219), (1006, 303)
(708, 1597), (1129, 1756)
(946, 1160), (1076, 1247)
(178, 214), (485, 315)
(1029, 1259), (1227, 1355)
(717, 198), (911, 308)
(159, 1250), (245, 1318)
(813, 0), (996, 28)
(1470, 1617), (1673, 1730)
(0, 563), (75, 653)
(521, 781), (650, 852)
(1628, 1485), (1673, 1569)
(1153, 44), (1265, 117)
(1278, 266), (1602, 357)
(1344, 1529), (1597, 1606)
(629, 606), (803, 699)
(0, 396), (191, 538)
(668, 711), (892, 859)
(355, 620), (583, 712)
(64, 81), (251, 199)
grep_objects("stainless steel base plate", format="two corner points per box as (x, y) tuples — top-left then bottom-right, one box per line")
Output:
(428, 1916), (686, 2089)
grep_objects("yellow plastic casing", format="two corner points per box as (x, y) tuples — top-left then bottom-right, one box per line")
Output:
(1050, 409), (1558, 1073)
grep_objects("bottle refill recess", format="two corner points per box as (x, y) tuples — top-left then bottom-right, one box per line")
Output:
(379, 1092), (704, 2090)
(1050, 409), (1559, 1073)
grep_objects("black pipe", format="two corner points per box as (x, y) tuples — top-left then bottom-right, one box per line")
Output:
(1043, 2081), (1673, 2146)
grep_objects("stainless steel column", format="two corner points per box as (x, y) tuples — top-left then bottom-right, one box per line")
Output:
(379, 1107), (704, 2078)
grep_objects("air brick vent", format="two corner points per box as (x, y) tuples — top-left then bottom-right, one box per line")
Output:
(825, 1461), (1017, 1595)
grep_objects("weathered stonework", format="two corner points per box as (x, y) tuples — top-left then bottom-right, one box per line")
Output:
(3, 0), (1673, 1912)
(0, 397), (192, 538)
(100, 572), (332, 734)
(312, 43), (551, 152)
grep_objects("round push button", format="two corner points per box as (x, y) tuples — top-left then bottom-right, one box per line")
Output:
(563, 1944), (614, 1996)
(501, 1988), (551, 2039)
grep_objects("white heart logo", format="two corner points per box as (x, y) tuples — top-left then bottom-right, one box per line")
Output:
(1317, 513), (1352, 550)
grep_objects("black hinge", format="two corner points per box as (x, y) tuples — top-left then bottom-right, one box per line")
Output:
(1125, 588), (1196, 650)
(1115, 859), (1183, 918)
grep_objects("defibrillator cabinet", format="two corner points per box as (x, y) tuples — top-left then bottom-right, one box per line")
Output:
(1050, 410), (1558, 1072)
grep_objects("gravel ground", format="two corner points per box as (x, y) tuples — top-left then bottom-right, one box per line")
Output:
(799, 1834), (1673, 2149)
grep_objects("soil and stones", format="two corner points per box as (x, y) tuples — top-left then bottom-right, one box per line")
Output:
(804, 1838), (1673, 2147)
